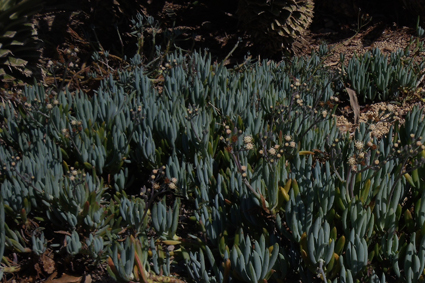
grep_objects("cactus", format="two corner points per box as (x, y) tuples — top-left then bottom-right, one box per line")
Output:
(236, 0), (314, 55)
(0, 0), (44, 84)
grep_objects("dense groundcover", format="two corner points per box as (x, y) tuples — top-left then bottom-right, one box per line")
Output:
(1, 19), (425, 283)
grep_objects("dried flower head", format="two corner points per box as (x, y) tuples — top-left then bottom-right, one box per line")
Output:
(355, 140), (364, 150)
(348, 157), (357, 166)
(268, 148), (276, 155)
(289, 141), (296, 148)
(168, 183), (176, 190)
(171, 177), (178, 184)
(244, 136), (253, 143)
(284, 135), (292, 141)
(241, 166), (247, 172)
(245, 143), (254, 150)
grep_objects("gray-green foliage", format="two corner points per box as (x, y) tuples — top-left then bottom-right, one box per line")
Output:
(230, 232), (279, 282)
(1, 39), (425, 282)
(340, 27), (425, 103)
(151, 197), (180, 240)
(107, 237), (135, 282)
(0, 196), (5, 278)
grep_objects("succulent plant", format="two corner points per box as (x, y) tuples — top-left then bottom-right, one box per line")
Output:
(341, 47), (421, 103)
(0, 0), (44, 84)
(107, 238), (135, 282)
(236, 0), (314, 55)
(1, 23), (425, 282)
(403, 232), (425, 283)
(151, 197), (180, 240)
(0, 196), (4, 278)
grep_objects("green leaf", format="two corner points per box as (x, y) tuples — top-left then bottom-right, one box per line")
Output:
(248, 262), (258, 283)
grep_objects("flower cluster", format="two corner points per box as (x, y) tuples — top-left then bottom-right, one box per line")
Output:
(141, 166), (179, 198)
(347, 132), (425, 174)
(257, 134), (297, 164)
(67, 167), (86, 182)
(283, 135), (297, 149)
(347, 139), (379, 171)
(244, 135), (254, 150)
(185, 104), (200, 120)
